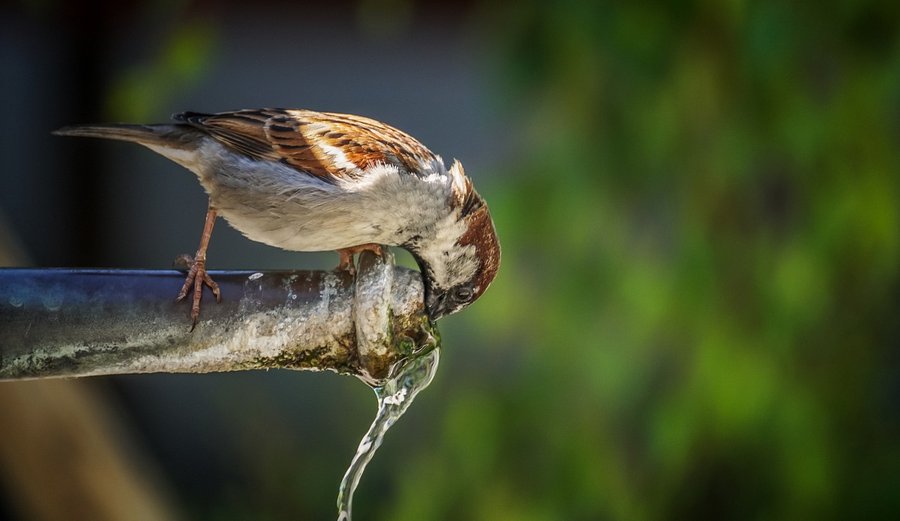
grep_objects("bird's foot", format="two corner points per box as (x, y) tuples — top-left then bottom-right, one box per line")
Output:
(175, 253), (221, 330)
(336, 244), (385, 277)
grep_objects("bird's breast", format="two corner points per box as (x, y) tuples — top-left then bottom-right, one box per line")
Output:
(191, 147), (453, 252)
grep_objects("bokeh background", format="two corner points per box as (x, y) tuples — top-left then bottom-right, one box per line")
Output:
(2, 0), (899, 520)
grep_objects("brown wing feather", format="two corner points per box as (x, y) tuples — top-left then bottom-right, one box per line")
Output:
(173, 109), (438, 180)
(174, 110), (278, 161)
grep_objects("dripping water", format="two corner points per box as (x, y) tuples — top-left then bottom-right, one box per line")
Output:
(336, 347), (441, 521)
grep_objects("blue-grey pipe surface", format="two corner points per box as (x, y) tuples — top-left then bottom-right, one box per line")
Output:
(0, 252), (437, 384)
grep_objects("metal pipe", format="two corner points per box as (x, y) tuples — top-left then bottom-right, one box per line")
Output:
(0, 251), (438, 385)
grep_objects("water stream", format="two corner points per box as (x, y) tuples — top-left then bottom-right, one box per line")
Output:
(336, 347), (441, 520)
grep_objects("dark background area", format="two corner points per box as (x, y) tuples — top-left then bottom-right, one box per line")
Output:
(2, 0), (899, 520)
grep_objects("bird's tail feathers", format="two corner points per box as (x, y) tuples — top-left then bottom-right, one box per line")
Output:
(52, 123), (193, 149)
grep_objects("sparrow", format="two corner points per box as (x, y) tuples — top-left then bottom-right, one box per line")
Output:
(54, 109), (500, 325)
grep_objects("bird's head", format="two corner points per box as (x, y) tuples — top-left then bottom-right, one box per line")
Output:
(412, 161), (500, 320)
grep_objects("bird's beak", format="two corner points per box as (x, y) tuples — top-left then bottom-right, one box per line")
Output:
(425, 289), (450, 321)
(415, 255), (450, 321)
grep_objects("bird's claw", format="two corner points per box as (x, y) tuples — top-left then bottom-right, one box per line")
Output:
(173, 253), (195, 271)
(337, 250), (357, 277)
(175, 254), (221, 330)
(336, 244), (384, 278)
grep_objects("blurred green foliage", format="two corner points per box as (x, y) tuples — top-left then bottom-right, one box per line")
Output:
(385, 1), (900, 520)
(106, 20), (216, 121)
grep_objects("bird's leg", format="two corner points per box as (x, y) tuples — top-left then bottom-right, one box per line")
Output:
(176, 202), (221, 329)
(335, 243), (385, 277)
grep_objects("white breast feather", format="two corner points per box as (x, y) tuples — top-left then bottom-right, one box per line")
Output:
(169, 139), (455, 254)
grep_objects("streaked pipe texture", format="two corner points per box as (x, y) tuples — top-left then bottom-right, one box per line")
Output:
(0, 251), (438, 386)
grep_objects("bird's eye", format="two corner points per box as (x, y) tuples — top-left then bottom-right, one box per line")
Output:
(452, 286), (474, 303)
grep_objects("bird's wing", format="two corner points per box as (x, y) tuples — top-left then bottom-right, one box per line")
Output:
(173, 109), (438, 180)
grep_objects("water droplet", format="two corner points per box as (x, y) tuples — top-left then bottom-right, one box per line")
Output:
(42, 289), (63, 311)
(248, 272), (264, 281)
